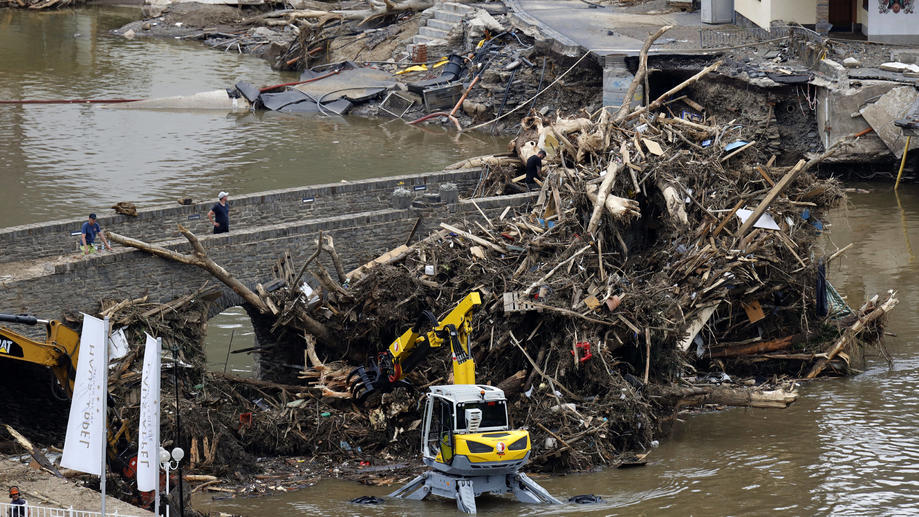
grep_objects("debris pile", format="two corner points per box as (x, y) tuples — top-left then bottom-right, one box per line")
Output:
(82, 34), (897, 497)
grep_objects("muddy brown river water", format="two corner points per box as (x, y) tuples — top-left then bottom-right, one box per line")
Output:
(3, 7), (919, 517)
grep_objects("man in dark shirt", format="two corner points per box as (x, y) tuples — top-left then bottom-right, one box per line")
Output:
(81, 213), (112, 255)
(208, 191), (230, 234)
(9, 486), (27, 517)
(525, 150), (547, 190)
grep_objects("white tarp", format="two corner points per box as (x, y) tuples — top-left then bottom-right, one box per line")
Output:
(136, 334), (161, 492)
(109, 328), (130, 362)
(61, 314), (108, 475)
(735, 208), (781, 231)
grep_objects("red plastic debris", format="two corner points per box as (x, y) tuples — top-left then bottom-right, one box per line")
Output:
(570, 342), (593, 363)
(239, 412), (253, 430)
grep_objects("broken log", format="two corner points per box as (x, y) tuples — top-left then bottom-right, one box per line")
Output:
(613, 25), (672, 124)
(586, 161), (621, 235)
(107, 226), (269, 314)
(806, 291), (899, 379)
(625, 60), (724, 122)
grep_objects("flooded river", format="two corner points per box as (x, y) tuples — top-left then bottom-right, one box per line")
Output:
(4, 7), (919, 516)
(0, 7), (502, 228)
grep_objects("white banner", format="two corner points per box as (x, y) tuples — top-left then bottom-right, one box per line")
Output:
(61, 314), (108, 475)
(136, 334), (161, 492)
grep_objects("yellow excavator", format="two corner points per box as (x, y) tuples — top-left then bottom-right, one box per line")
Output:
(0, 313), (136, 478)
(349, 292), (561, 514)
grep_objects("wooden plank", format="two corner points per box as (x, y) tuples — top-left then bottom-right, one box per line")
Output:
(642, 138), (664, 156)
(720, 140), (757, 163)
(711, 198), (745, 238)
(736, 159), (806, 238)
(755, 165), (775, 187)
(440, 223), (506, 253)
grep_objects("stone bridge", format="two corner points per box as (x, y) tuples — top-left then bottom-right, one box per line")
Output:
(0, 168), (534, 339)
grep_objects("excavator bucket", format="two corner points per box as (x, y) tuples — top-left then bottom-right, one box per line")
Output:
(347, 356), (409, 404)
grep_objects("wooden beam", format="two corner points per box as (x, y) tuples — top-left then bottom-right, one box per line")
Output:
(735, 159), (805, 238)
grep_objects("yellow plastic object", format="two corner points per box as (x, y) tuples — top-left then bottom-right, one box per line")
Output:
(435, 430), (531, 465)
(432, 57), (449, 69)
(896, 135), (910, 191)
(396, 64), (429, 75)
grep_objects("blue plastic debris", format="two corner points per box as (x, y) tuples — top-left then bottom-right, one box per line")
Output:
(801, 208), (810, 221)
(724, 140), (749, 152)
(536, 218), (556, 229)
(702, 139), (712, 148)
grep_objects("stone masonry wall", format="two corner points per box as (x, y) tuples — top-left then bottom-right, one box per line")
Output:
(0, 192), (536, 328)
(0, 168), (485, 264)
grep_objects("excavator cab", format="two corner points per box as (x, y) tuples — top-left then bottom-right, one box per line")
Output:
(356, 293), (562, 513)
(421, 385), (530, 476)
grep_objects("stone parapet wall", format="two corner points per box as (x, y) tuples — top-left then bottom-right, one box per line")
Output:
(0, 192), (535, 328)
(0, 168), (485, 264)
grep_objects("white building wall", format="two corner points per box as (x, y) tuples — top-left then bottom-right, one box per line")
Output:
(772, 1), (817, 24)
(735, 0), (774, 29)
(735, 0), (817, 29)
(864, 0), (919, 43)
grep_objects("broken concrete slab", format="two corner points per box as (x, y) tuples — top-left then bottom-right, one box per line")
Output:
(860, 86), (919, 158)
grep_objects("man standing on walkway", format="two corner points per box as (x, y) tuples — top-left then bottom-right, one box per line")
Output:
(525, 149), (547, 190)
(81, 213), (112, 255)
(8, 486), (27, 517)
(208, 191), (230, 234)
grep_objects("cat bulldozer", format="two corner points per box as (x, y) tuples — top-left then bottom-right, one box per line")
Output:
(349, 292), (561, 514)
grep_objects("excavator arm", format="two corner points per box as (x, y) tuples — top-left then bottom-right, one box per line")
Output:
(349, 292), (482, 403)
(0, 314), (80, 398)
(0, 314), (135, 478)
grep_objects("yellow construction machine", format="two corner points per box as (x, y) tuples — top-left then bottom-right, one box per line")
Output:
(349, 292), (561, 514)
(0, 313), (136, 477)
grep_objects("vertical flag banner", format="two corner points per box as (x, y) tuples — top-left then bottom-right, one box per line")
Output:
(137, 333), (161, 492)
(61, 314), (107, 475)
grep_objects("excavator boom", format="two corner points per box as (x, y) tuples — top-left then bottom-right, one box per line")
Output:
(349, 292), (482, 403)
(0, 313), (135, 478)
(0, 313), (80, 397)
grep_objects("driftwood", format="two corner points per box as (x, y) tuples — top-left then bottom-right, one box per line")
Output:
(5, 425), (62, 477)
(108, 226), (269, 313)
(806, 291), (899, 379)
(625, 60), (723, 122)
(495, 369), (527, 398)
(107, 227), (333, 343)
(664, 385), (799, 409)
(613, 25), (672, 124)
(586, 161), (621, 235)
(586, 186), (640, 221)
(334, 0), (434, 24)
